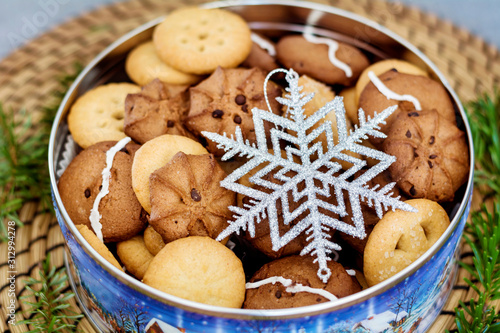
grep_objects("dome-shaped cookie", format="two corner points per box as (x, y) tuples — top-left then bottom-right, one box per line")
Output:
(244, 255), (361, 309)
(358, 70), (456, 145)
(382, 109), (469, 202)
(124, 78), (192, 144)
(58, 141), (147, 242)
(241, 34), (279, 74)
(149, 152), (235, 243)
(184, 67), (282, 156)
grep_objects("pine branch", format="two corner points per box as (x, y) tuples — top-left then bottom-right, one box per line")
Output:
(18, 255), (83, 332)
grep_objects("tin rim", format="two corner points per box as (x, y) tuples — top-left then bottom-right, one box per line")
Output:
(48, 0), (475, 320)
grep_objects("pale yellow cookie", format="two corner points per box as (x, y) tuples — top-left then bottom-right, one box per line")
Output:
(131, 134), (207, 213)
(143, 236), (246, 308)
(355, 59), (428, 104)
(143, 225), (165, 256)
(76, 224), (124, 272)
(153, 7), (252, 75)
(125, 41), (202, 86)
(363, 199), (449, 287)
(67, 83), (141, 148)
(116, 235), (154, 280)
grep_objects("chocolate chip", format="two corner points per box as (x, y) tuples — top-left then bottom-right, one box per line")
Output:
(99, 185), (102, 191)
(409, 186), (416, 196)
(212, 109), (224, 118)
(241, 104), (248, 113)
(406, 130), (411, 138)
(235, 94), (246, 105)
(190, 188), (202, 202)
(233, 115), (242, 124)
(167, 120), (175, 127)
(316, 297), (323, 302)
(390, 68), (399, 72)
(428, 160), (433, 168)
(275, 290), (282, 299)
(429, 136), (435, 144)
(408, 112), (420, 117)
(84, 189), (91, 198)
(413, 149), (419, 158)
(429, 154), (437, 159)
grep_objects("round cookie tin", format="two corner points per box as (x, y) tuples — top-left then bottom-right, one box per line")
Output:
(48, 1), (474, 332)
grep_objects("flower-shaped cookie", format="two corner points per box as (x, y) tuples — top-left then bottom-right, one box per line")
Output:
(148, 152), (235, 243)
(184, 67), (282, 156)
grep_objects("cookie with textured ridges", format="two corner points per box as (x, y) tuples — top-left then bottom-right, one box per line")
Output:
(143, 236), (246, 308)
(153, 7), (252, 75)
(355, 59), (429, 104)
(124, 78), (192, 144)
(364, 199), (450, 286)
(244, 255), (361, 309)
(131, 134), (208, 213)
(149, 152), (234, 244)
(67, 83), (141, 148)
(126, 41), (202, 86)
(382, 109), (469, 202)
(58, 141), (147, 243)
(358, 70), (456, 145)
(184, 66), (282, 156)
(143, 225), (165, 256)
(116, 235), (154, 280)
(276, 35), (369, 86)
(76, 224), (124, 272)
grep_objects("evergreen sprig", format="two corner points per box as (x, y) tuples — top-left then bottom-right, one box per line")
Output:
(18, 255), (83, 332)
(0, 63), (82, 242)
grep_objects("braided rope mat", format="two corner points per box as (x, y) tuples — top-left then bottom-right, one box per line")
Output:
(0, 0), (498, 331)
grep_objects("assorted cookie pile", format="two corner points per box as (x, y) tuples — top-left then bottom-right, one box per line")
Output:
(58, 7), (469, 310)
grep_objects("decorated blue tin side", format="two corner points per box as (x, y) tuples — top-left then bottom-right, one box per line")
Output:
(48, 1), (475, 332)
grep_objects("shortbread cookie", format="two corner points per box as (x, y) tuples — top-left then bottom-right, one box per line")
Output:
(185, 66), (282, 156)
(276, 35), (369, 86)
(383, 109), (469, 202)
(364, 199), (449, 286)
(153, 7), (252, 75)
(124, 78), (192, 144)
(149, 152), (234, 243)
(58, 141), (147, 243)
(76, 224), (124, 271)
(244, 255), (361, 309)
(143, 236), (246, 308)
(131, 134), (207, 213)
(67, 83), (141, 148)
(143, 225), (165, 256)
(116, 235), (154, 280)
(126, 41), (202, 86)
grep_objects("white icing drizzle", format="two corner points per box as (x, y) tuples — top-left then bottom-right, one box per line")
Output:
(251, 33), (276, 57)
(303, 26), (352, 78)
(367, 70), (422, 110)
(346, 269), (356, 276)
(89, 137), (132, 242)
(246, 276), (338, 302)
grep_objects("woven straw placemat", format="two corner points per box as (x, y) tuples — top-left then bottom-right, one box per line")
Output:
(0, 0), (497, 332)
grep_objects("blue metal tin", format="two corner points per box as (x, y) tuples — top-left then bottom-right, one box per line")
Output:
(49, 1), (474, 332)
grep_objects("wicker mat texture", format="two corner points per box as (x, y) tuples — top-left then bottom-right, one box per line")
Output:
(0, 0), (498, 332)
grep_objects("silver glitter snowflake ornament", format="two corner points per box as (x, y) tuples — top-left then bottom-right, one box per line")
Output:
(202, 68), (416, 282)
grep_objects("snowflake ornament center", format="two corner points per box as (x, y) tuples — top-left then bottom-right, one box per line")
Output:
(202, 68), (416, 283)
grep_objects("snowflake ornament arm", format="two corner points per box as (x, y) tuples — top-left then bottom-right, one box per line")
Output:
(202, 68), (416, 283)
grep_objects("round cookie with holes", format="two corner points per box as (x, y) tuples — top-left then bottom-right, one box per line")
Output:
(153, 7), (252, 75)
(67, 83), (141, 148)
(184, 66), (282, 156)
(59, 140), (148, 243)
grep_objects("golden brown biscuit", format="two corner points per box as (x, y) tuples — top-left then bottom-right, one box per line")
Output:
(149, 152), (234, 244)
(153, 7), (252, 75)
(143, 236), (246, 308)
(125, 41), (202, 86)
(67, 83), (141, 148)
(131, 134), (208, 213)
(116, 235), (154, 280)
(339, 87), (358, 125)
(143, 225), (165, 256)
(363, 199), (450, 286)
(383, 109), (469, 202)
(76, 224), (123, 271)
(241, 34), (279, 74)
(244, 255), (361, 309)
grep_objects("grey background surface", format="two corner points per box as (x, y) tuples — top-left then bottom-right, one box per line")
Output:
(0, 0), (499, 60)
